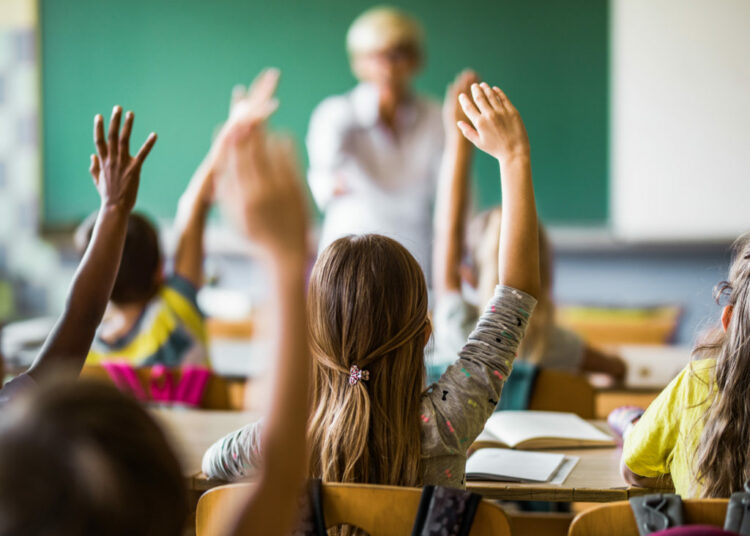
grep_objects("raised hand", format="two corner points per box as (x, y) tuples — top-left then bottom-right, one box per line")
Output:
(223, 128), (308, 260)
(443, 69), (478, 143)
(91, 105), (157, 212)
(223, 68), (280, 145)
(457, 82), (529, 164)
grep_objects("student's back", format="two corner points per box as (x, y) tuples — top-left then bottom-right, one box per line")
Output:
(78, 212), (209, 368)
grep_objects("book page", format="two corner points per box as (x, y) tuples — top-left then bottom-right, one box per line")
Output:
(484, 411), (613, 448)
(466, 448), (565, 482)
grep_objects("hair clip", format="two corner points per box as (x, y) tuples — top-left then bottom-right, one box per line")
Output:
(349, 364), (370, 386)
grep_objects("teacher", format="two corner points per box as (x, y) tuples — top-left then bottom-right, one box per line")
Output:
(306, 6), (443, 278)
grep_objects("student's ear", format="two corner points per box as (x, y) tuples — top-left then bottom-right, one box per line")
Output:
(423, 319), (432, 348)
(721, 305), (734, 332)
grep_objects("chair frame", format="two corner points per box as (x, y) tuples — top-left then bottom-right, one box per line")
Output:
(568, 498), (729, 536)
(196, 482), (511, 536)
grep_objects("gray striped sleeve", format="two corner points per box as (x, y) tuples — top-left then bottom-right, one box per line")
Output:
(201, 419), (265, 481)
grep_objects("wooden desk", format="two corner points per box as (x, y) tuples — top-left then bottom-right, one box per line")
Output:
(150, 408), (260, 477)
(469, 446), (664, 502)
(154, 410), (668, 503)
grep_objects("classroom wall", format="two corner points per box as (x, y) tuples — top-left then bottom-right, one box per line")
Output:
(611, 0), (750, 241)
(554, 248), (731, 345)
(0, 0), (69, 321)
(40, 0), (609, 227)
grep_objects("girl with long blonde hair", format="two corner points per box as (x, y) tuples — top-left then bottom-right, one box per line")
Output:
(203, 76), (541, 489)
(621, 235), (750, 497)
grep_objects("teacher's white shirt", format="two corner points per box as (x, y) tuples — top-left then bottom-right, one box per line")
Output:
(306, 83), (443, 278)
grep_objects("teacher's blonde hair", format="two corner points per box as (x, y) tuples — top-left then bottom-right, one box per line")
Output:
(346, 6), (423, 57)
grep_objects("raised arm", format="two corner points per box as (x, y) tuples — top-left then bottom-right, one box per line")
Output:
(173, 69), (280, 288)
(212, 82), (311, 536)
(433, 70), (477, 297)
(28, 106), (156, 382)
(458, 83), (540, 299)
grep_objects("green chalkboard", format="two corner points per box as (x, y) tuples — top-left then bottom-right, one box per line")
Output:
(40, 0), (608, 227)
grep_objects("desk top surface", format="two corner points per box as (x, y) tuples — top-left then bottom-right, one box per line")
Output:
(152, 409), (665, 502)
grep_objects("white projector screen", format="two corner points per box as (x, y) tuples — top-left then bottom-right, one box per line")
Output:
(611, 0), (750, 241)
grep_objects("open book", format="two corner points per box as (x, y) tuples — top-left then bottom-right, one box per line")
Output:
(473, 411), (615, 450)
(466, 448), (563, 482)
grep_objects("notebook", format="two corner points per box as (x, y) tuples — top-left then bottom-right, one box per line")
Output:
(473, 411), (615, 450)
(466, 448), (571, 483)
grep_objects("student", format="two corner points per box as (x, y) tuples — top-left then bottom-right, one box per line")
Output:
(431, 71), (625, 383)
(306, 6), (443, 278)
(203, 81), (541, 489)
(0, 106), (156, 404)
(621, 236), (750, 498)
(0, 78), (311, 536)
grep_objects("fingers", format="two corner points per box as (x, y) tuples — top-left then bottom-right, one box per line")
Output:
(107, 105), (122, 162)
(257, 98), (279, 122)
(94, 114), (107, 160)
(247, 67), (280, 105)
(133, 132), (158, 166)
(119, 111), (134, 160)
(456, 69), (478, 93)
(457, 120), (480, 146)
(470, 83), (492, 114)
(480, 82), (504, 112)
(231, 84), (246, 113)
(458, 92), (480, 124)
(492, 86), (512, 109)
(89, 154), (100, 185)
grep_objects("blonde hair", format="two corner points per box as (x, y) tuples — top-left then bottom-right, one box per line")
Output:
(307, 235), (428, 489)
(346, 6), (423, 57)
(693, 234), (750, 497)
(469, 207), (553, 363)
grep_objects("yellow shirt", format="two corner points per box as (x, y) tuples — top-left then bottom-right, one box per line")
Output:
(87, 275), (209, 367)
(622, 358), (716, 497)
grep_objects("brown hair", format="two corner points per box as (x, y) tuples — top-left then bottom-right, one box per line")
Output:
(307, 235), (428, 488)
(469, 207), (553, 363)
(77, 212), (162, 305)
(0, 379), (187, 535)
(693, 234), (750, 497)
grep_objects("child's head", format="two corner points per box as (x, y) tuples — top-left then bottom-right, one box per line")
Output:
(307, 234), (429, 487)
(76, 211), (163, 305)
(0, 379), (187, 535)
(694, 234), (750, 497)
(346, 6), (423, 93)
(467, 206), (553, 363)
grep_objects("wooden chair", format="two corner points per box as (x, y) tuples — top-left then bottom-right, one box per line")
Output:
(529, 368), (596, 419)
(79, 365), (247, 410)
(568, 499), (729, 536)
(196, 482), (511, 536)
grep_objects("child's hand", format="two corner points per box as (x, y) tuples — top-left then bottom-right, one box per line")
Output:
(91, 106), (157, 212)
(457, 83), (529, 165)
(222, 68), (280, 146)
(443, 69), (478, 144)
(223, 128), (308, 261)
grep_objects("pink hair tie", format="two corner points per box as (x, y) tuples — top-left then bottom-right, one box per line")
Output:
(349, 364), (370, 386)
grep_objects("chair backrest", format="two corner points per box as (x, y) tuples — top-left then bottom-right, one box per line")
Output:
(568, 499), (729, 536)
(196, 482), (511, 536)
(529, 368), (596, 419)
(79, 365), (247, 410)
